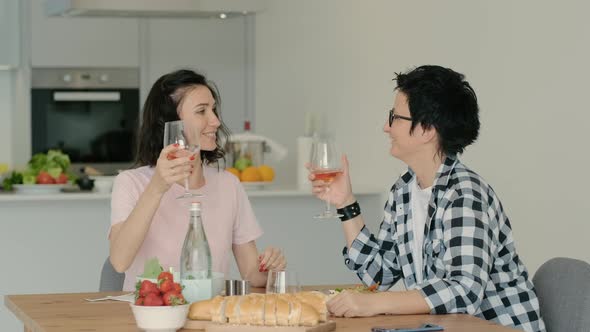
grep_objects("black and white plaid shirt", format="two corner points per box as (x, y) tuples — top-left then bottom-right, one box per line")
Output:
(343, 156), (545, 332)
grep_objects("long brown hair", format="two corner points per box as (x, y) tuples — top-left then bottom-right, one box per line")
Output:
(134, 69), (230, 167)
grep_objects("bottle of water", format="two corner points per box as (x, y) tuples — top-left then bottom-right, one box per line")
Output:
(180, 202), (212, 280)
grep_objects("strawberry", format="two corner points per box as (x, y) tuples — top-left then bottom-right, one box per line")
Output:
(138, 280), (159, 297)
(173, 282), (182, 293)
(163, 291), (186, 306)
(143, 293), (164, 306)
(157, 271), (174, 283)
(135, 296), (144, 305)
(159, 279), (175, 293)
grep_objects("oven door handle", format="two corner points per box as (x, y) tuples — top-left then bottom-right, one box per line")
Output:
(53, 91), (121, 102)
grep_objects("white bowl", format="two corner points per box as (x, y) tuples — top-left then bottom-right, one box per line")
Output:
(89, 175), (115, 193)
(129, 303), (189, 332)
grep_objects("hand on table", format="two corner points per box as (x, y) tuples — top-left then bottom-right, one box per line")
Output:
(327, 291), (380, 317)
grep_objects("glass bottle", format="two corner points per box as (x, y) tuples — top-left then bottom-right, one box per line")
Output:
(180, 202), (212, 280)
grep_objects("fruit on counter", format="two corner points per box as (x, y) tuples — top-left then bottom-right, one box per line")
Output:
(1, 150), (75, 189)
(226, 167), (240, 179)
(241, 166), (262, 182)
(55, 173), (69, 184)
(233, 156), (252, 171)
(225, 165), (275, 182)
(36, 171), (56, 184)
(258, 165), (275, 182)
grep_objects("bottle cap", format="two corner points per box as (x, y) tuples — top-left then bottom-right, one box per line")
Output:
(189, 201), (201, 211)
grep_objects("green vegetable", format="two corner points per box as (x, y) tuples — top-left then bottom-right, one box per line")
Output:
(47, 167), (62, 178)
(141, 257), (163, 278)
(22, 174), (36, 185)
(28, 150), (71, 175)
(2, 172), (23, 191)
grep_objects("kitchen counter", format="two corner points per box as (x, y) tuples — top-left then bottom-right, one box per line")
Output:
(0, 185), (383, 201)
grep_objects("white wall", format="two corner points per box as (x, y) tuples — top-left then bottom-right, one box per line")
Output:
(255, 0), (589, 274)
(0, 72), (13, 167)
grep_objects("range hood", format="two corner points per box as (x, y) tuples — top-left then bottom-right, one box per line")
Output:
(45, 0), (266, 18)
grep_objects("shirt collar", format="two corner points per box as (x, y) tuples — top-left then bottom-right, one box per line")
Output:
(397, 154), (459, 191)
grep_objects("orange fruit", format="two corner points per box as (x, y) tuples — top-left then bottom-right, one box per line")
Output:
(240, 166), (262, 182)
(226, 167), (240, 179)
(258, 165), (275, 182)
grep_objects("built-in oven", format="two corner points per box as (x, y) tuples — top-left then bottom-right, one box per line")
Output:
(31, 68), (140, 174)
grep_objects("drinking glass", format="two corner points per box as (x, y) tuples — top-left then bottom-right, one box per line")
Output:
(163, 120), (203, 199)
(310, 135), (343, 219)
(265, 269), (301, 294)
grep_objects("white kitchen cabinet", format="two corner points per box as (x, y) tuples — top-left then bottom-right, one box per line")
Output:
(30, 0), (139, 67)
(0, 0), (19, 68)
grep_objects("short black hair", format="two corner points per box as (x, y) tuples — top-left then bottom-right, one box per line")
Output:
(134, 69), (230, 167)
(394, 65), (480, 156)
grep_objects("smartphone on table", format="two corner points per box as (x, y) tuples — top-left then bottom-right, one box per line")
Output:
(371, 323), (444, 332)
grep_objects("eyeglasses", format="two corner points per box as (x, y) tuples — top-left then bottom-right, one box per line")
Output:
(388, 108), (412, 126)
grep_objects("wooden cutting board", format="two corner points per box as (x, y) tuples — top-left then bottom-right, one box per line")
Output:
(184, 320), (336, 332)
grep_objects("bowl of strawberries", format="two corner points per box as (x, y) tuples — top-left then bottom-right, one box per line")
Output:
(130, 271), (189, 332)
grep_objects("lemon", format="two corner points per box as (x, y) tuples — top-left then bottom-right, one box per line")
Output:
(240, 166), (262, 182)
(258, 165), (275, 182)
(226, 167), (241, 179)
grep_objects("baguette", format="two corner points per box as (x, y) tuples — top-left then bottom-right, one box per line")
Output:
(188, 292), (325, 327)
(224, 295), (243, 324)
(299, 302), (320, 327)
(287, 296), (302, 326)
(210, 295), (226, 323)
(263, 294), (278, 326)
(275, 297), (290, 326)
(295, 291), (328, 322)
(188, 297), (214, 320)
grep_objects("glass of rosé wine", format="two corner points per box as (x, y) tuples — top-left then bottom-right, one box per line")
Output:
(310, 135), (343, 219)
(163, 120), (203, 199)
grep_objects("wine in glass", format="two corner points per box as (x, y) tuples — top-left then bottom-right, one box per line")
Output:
(310, 135), (343, 219)
(163, 120), (203, 199)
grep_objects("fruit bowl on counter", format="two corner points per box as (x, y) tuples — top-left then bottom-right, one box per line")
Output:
(1, 150), (75, 193)
(13, 184), (67, 195)
(226, 165), (275, 190)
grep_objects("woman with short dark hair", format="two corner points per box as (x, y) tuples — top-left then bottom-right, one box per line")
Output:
(310, 65), (545, 332)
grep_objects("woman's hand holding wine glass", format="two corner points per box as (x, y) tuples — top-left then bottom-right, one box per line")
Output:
(309, 153), (355, 209)
(150, 143), (195, 195)
(160, 120), (203, 199)
(308, 135), (355, 219)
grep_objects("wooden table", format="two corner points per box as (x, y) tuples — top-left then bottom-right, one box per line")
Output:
(4, 289), (519, 332)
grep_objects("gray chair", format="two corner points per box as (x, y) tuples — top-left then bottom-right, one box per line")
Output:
(533, 257), (590, 332)
(99, 257), (125, 292)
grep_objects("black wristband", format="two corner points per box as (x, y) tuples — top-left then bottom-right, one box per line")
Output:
(336, 201), (361, 222)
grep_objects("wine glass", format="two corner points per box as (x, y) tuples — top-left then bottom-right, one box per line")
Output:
(310, 135), (343, 219)
(163, 120), (203, 199)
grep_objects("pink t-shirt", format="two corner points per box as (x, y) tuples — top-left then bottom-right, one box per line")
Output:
(110, 165), (263, 291)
